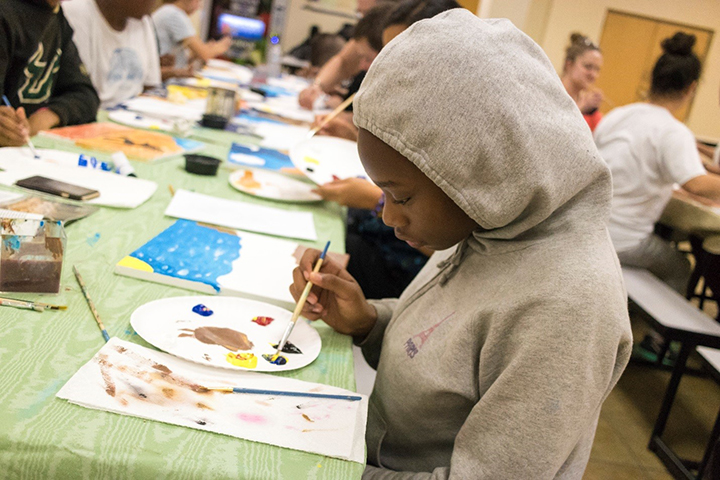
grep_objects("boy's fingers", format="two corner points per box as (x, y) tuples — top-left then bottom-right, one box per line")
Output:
(308, 272), (355, 297)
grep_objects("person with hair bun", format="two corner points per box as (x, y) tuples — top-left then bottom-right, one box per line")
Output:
(595, 32), (720, 294)
(561, 33), (604, 131)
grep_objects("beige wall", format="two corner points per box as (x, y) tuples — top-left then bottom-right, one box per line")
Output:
(282, 0), (356, 53)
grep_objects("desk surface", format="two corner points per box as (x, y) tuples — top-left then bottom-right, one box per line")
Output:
(660, 190), (720, 238)
(0, 119), (364, 479)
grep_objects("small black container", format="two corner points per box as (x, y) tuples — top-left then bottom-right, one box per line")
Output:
(201, 113), (229, 129)
(185, 154), (221, 176)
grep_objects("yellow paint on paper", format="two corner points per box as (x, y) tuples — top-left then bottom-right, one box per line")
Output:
(226, 352), (258, 369)
(117, 256), (153, 272)
(304, 156), (319, 165)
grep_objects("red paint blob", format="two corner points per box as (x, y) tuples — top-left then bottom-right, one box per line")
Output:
(252, 316), (274, 326)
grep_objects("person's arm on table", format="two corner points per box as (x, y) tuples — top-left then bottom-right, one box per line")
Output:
(313, 178), (382, 209)
(298, 40), (364, 109)
(683, 174), (720, 203)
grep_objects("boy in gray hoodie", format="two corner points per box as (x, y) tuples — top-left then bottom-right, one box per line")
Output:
(290, 10), (632, 479)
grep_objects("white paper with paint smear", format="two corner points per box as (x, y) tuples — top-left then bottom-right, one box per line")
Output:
(57, 338), (368, 463)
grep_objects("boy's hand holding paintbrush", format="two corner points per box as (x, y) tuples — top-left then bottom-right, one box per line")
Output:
(289, 248), (377, 337)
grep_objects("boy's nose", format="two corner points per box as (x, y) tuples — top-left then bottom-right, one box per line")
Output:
(381, 202), (407, 229)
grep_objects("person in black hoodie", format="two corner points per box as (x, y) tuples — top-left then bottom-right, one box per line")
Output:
(0, 0), (99, 146)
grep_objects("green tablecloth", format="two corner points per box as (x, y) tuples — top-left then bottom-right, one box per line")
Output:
(0, 117), (364, 479)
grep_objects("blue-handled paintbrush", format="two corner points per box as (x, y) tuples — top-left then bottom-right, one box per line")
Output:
(73, 266), (110, 342)
(206, 386), (361, 401)
(2, 95), (40, 160)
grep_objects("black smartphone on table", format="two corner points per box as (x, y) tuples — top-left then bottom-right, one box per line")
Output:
(15, 176), (100, 201)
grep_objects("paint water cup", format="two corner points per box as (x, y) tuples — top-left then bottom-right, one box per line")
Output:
(201, 87), (237, 129)
(0, 219), (66, 294)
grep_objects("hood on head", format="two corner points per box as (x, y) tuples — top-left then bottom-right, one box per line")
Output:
(353, 10), (611, 247)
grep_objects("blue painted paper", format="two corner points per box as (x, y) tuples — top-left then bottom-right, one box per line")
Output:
(129, 220), (241, 292)
(227, 142), (295, 171)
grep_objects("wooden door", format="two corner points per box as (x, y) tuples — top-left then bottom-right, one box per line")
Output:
(596, 10), (713, 121)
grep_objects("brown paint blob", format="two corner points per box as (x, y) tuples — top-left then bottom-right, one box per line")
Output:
(162, 388), (175, 399)
(181, 326), (253, 351)
(302, 414), (314, 423)
(97, 358), (116, 397)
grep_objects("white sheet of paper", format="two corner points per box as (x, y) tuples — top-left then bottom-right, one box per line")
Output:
(0, 148), (157, 209)
(164, 189), (317, 240)
(56, 338), (367, 463)
(0, 190), (25, 205)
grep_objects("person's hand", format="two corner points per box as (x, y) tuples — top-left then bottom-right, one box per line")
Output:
(312, 177), (382, 209)
(290, 248), (377, 337)
(214, 35), (232, 54)
(299, 84), (323, 110)
(578, 88), (603, 114)
(312, 113), (358, 141)
(0, 106), (30, 146)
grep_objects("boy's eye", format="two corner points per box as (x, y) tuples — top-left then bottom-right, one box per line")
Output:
(391, 196), (410, 205)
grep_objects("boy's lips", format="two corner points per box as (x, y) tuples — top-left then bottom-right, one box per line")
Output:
(395, 232), (423, 248)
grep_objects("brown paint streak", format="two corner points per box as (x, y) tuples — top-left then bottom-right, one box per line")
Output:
(97, 358), (116, 397)
(152, 364), (172, 374)
(302, 414), (314, 422)
(196, 402), (213, 410)
(181, 326), (253, 351)
(178, 333), (193, 338)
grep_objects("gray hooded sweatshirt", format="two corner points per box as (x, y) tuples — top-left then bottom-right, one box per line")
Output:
(352, 10), (633, 480)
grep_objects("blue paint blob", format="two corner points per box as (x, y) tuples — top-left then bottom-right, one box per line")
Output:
(192, 304), (213, 316)
(262, 353), (288, 365)
(128, 220), (242, 292)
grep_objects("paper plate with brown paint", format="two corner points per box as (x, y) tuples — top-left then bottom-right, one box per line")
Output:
(130, 296), (321, 372)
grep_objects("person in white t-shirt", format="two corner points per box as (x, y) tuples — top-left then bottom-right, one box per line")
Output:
(63, 0), (162, 108)
(152, 0), (231, 70)
(595, 32), (720, 293)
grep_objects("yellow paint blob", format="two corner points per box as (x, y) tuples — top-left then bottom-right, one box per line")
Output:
(304, 156), (320, 165)
(225, 352), (258, 369)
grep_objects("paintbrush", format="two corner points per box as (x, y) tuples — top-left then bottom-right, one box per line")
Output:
(73, 266), (110, 342)
(306, 94), (355, 139)
(0, 296), (66, 312)
(2, 95), (40, 160)
(205, 386), (362, 401)
(272, 241), (330, 362)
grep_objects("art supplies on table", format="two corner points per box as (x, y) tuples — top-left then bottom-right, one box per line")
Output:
(73, 266), (110, 342)
(41, 122), (204, 162)
(15, 175), (99, 201)
(289, 136), (368, 185)
(0, 218), (65, 294)
(227, 142), (300, 174)
(0, 296), (66, 312)
(164, 189), (317, 241)
(230, 115), (310, 151)
(114, 220), (350, 309)
(229, 168), (321, 203)
(0, 193), (98, 224)
(0, 148), (157, 208)
(56, 338), (367, 462)
(247, 97), (316, 124)
(108, 110), (178, 133)
(199, 59), (254, 85)
(130, 295), (321, 372)
(119, 97), (205, 122)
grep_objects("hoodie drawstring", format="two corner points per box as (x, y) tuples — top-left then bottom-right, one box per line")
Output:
(437, 239), (470, 285)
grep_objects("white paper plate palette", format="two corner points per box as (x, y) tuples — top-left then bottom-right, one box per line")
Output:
(289, 136), (368, 185)
(131, 296), (321, 372)
(229, 168), (321, 203)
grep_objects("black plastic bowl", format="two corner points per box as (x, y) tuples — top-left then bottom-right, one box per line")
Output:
(185, 154), (221, 176)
